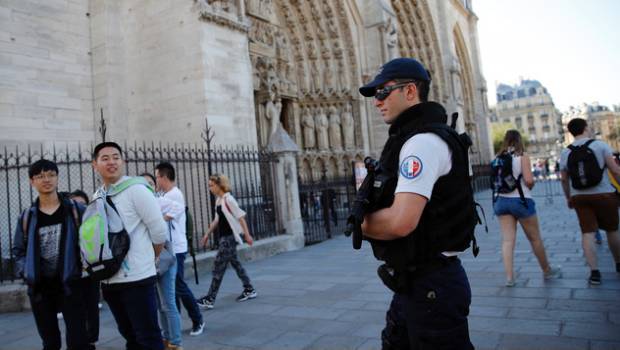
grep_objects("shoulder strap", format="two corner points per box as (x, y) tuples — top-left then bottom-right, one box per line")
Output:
(223, 196), (232, 214)
(68, 199), (81, 229)
(584, 139), (596, 147)
(107, 177), (152, 197)
(21, 208), (31, 245)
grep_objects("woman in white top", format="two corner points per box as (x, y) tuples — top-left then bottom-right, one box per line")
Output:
(196, 174), (257, 309)
(493, 130), (561, 286)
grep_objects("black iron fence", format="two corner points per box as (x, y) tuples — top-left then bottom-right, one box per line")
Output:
(0, 142), (279, 283)
(299, 177), (356, 245)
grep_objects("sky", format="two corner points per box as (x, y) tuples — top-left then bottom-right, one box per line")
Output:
(474, 0), (620, 112)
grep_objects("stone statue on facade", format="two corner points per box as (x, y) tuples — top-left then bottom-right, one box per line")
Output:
(265, 89), (283, 140)
(385, 17), (398, 60)
(316, 106), (329, 151)
(328, 105), (342, 150)
(301, 106), (316, 149)
(341, 103), (355, 150)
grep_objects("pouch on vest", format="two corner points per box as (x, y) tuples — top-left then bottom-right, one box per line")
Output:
(79, 177), (149, 280)
(567, 139), (604, 189)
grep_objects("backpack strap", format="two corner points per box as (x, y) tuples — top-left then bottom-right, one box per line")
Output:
(20, 208), (31, 247)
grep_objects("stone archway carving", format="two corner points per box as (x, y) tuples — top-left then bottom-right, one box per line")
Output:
(247, 0), (364, 181)
(453, 25), (478, 151)
(391, 0), (447, 103)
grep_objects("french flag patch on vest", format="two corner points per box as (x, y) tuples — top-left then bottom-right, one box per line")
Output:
(400, 156), (423, 179)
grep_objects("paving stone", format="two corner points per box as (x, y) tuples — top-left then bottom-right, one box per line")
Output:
(469, 316), (560, 336)
(547, 299), (620, 312)
(562, 322), (620, 341)
(257, 331), (322, 350)
(497, 286), (572, 299)
(573, 288), (620, 301)
(336, 309), (385, 323)
(498, 334), (588, 350)
(470, 305), (510, 317)
(351, 323), (385, 338)
(271, 305), (348, 320)
(508, 308), (607, 323)
(471, 296), (548, 308)
(356, 337), (382, 350)
(591, 340), (620, 350)
(306, 335), (367, 350)
(470, 330), (502, 349)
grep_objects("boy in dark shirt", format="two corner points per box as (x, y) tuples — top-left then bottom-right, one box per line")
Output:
(12, 159), (92, 350)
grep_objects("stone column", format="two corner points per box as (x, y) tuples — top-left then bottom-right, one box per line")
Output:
(267, 125), (304, 250)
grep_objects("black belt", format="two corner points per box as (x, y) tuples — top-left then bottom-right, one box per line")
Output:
(378, 256), (459, 293)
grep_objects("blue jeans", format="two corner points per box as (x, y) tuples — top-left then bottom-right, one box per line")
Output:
(156, 261), (182, 346)
(381, 259), (473, 349)
(102, 279), (164, 350)
(175, 253), (203, 326)
(493, 197), (536, 219)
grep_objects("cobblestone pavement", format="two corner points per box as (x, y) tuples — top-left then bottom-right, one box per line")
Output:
(1, 186), (619, 350)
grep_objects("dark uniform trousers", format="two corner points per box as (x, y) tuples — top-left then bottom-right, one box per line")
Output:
(381, 258), (474, 350)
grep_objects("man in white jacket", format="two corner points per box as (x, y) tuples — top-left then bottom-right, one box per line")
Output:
(92, 142), (168, 350)
(155, 162), (205, 336)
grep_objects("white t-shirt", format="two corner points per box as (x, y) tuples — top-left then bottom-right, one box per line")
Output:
(559, 138), (615, 195)
(161, 186), (188, 254)
(395, 133), (452, 198)
(498, 155), (532, 199)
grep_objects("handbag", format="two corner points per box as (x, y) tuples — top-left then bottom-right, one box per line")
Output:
(156, 222), (176, 276)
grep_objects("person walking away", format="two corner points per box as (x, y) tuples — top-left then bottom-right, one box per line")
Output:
(197, 174), (257, 309)
(560, 118), (620, 284)
(491, 130), (562, 287)
(154, 163), (205, 336)
(12, 159), (92, 350)
(92, 142), (168, 350)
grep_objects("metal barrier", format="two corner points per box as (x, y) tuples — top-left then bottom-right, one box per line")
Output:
(0, 143), (279, 283)
(299, 177), (355, 245)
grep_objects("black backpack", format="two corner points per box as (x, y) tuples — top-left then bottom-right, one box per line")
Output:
(567, 139), (604, 189)
(490, 152), (526, 203)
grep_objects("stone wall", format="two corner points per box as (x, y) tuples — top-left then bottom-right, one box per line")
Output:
(0, 0), (94, 148)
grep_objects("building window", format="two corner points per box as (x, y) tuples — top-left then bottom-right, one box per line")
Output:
(517, 90), (525, 98)
(529, 87), (536, 96)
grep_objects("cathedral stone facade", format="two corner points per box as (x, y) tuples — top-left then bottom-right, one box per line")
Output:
(0, 0), (492, 180)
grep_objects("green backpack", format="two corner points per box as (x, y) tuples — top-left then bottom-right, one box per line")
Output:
(79, 177), (151, 280)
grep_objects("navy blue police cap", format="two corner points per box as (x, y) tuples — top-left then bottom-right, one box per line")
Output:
(359, 58), (431, 97)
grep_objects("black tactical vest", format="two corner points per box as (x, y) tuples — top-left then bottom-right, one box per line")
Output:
(367, 102), (478, 270)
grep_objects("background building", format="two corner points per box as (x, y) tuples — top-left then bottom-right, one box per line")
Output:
(562, 102), (620, 151)
(0, 0), (493, 180)
(492, 79), (562, 159)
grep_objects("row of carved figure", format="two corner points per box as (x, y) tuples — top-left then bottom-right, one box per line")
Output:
(301, 103), (355, 151)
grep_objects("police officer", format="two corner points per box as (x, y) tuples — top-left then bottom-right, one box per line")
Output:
(359, 58), (477, 349)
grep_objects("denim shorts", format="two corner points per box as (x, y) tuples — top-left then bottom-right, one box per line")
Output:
(493, 197), (536, 219)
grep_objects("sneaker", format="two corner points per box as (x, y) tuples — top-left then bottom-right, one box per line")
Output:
(189, 322), (204, 336)
(166, 345), (183, 350)
(236, 288), (257, 302)
(544, 265), (562, 280)
(589, 270), (601, 285)
(505, 279), (516, 287)
(197, 297), (214, 310)
(56, 312), (63, 320)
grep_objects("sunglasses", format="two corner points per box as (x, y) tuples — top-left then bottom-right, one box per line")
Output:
(374, 82), (415, 101)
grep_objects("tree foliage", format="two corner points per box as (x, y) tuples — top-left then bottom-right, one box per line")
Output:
(491, 122), (529, 154)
